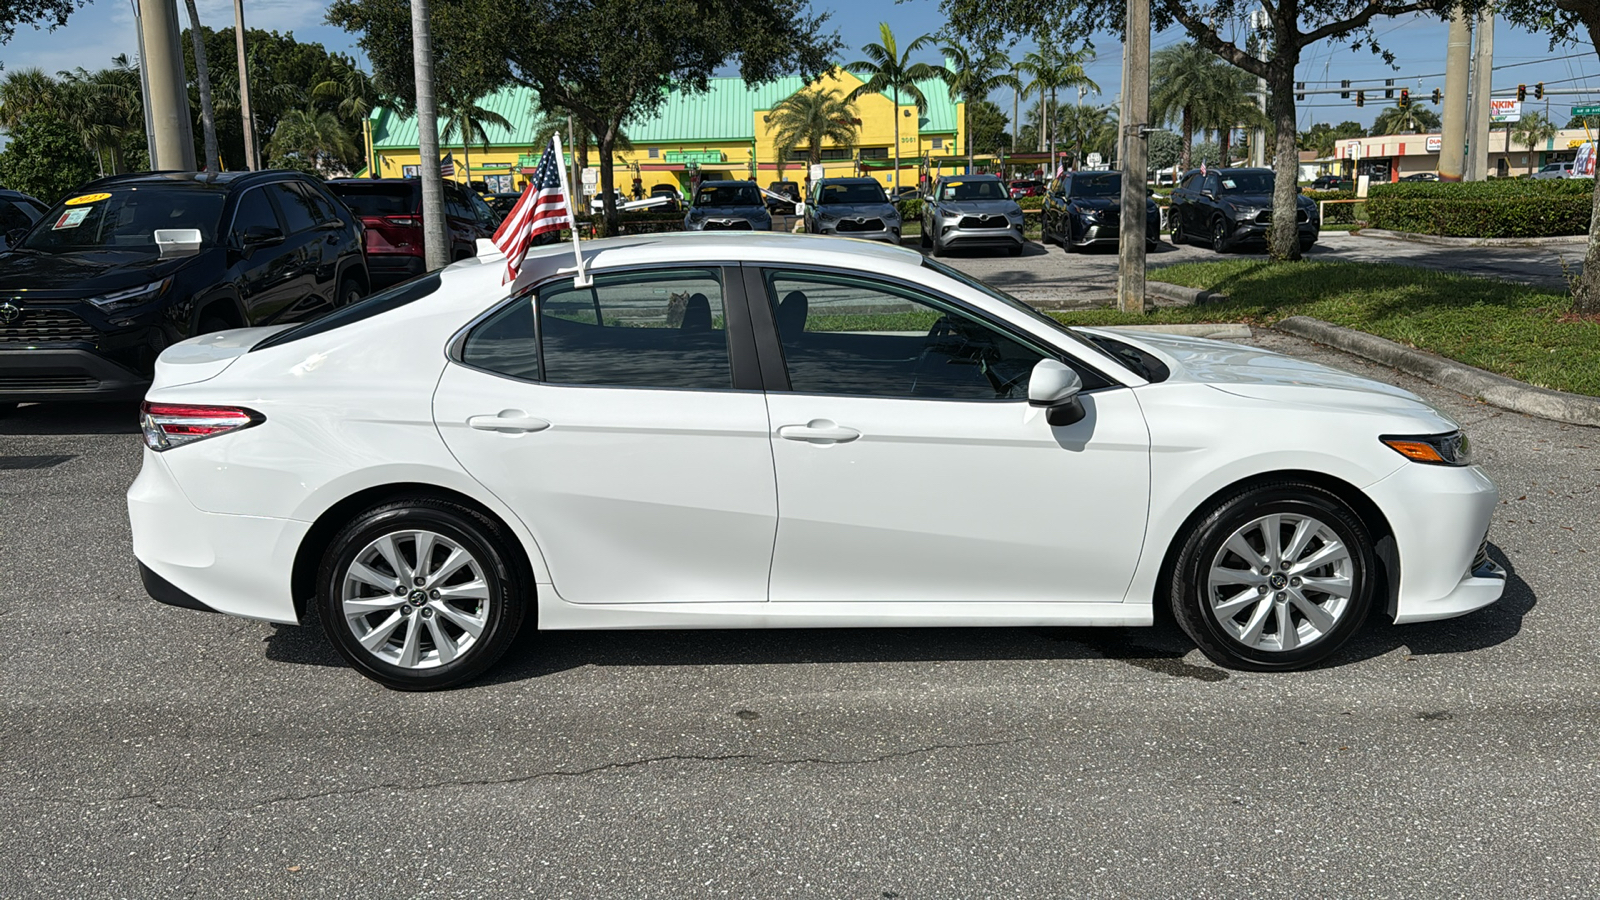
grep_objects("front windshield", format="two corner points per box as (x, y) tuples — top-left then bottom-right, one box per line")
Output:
(1068, 173), (1121, 197)
(22, 187), (226, 254)
(695, 184), (760, 207)
(919, 256), (1133, 376)
(819, 182), (887, 205)
(1217, 172), (1275, 193)
(939, 180), (1006, 201)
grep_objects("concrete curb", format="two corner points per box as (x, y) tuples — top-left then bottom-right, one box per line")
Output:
(1111, 323), (1253, 340)
(1355, 228), (1587, 249)
(1147, 280), (1229, 306)
(1274, 315), (1600, 427)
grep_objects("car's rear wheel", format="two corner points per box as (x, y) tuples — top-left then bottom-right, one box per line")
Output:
(338, 276), (363, 308)
(1170, 482), (1375, 671)
(1171, 218), (1186, 245)
(317, 499), (528, 690)
(1211, 218), (1232, 253)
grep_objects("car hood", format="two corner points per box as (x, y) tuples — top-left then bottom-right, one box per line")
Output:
(1086, 327), (1450, 418)
(1216, 192), (1316, 211)
(1069, 197), (1159, 212)
(690, 205), (769, 219)
(937, 199), (1020, 216)
(815, 202), (898, 219)
(0, 248), (202, 298)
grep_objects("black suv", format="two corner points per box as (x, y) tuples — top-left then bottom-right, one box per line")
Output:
(1168, 167), (1320, 253)
(0, 171), (367, 410)
(1040, 170), (1161, 252)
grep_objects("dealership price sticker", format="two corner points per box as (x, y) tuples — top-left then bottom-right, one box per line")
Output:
(64, 192), (110, 206)
(52, 208), (90, 230)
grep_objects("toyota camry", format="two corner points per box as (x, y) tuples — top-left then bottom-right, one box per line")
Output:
(129, 233), (1504, 690)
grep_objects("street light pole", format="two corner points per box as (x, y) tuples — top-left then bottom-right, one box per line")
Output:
(233, 0), (258, 170)
(1116, 0), (1150, 314)
(410, 0), (450, 271)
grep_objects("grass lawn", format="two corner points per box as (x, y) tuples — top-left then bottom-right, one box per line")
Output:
(1049, 259), (1600, 397)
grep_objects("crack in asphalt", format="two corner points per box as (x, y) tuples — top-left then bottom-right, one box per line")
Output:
(15, 738), (1026, 814)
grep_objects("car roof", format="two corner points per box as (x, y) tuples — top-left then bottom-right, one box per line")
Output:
(938, 174), (1003, 182)
(698, 180), (756, 187)
(77, 170), (305, 193)
(817, 177), (880, 185)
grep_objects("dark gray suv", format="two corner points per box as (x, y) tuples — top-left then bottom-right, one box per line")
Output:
(804, 177), (901, 243)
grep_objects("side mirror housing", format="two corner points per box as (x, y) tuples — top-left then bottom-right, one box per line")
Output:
(239, 224), (284, 250)
(1028, 359), (1086, 426)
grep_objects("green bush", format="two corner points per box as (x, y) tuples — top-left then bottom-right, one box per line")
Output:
(1304, 189), (1359, 224)
(1016, 195), (1045, 210)
(0, 112), (98, 203)
(897, 197), (923, 222)
(1365, 178), (1595, 237)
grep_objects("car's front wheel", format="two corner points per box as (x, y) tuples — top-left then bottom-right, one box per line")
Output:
(1170, 481), (1375, 671)
(317, 498), (528, 690)
(1210, 217), (1232, 253)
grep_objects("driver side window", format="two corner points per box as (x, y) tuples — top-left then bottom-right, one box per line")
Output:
(763, 270), (1047, 401)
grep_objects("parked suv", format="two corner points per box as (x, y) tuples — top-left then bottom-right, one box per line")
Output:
(1040, 171), (1161, 252)
(921, 174), (1025, 256)
(326, 178), (498, 287)
(1169, 167), (1320, 253)
(0, 171), (366, 410)
(804, 177), (901, 243)
(1532, 161), (1575, 180)
(683, 181), (772, 231)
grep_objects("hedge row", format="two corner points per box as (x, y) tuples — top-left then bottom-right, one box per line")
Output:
(1368, 178), (1595, 200)
(1303, 189), (1359, 224)
(1366, 197), (1591, 237)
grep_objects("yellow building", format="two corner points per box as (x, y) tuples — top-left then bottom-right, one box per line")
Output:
(364, 69), (966, 197)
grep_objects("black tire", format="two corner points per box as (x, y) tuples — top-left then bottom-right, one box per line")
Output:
(931, 235), (946, 257)
(1169, 481), (1375, 671)
(1171, 218), (1185, 245)
(1299, 238), (1316, 253)
(337, 276), (364, 308)
(316, 498), (528, 690)
(1146, 238), (1160, 252)
(1210, 217), (1232, 253)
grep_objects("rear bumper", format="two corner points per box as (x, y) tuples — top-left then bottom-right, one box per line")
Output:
(128, 448), (307, 624)
(366, 253), (427, 287)
(0, 348), (149, 402)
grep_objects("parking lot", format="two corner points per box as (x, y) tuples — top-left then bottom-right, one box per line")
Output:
(4, 327), (1597, 896)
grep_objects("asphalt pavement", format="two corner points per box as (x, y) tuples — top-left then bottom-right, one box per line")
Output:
(941, 230), (1585, 306)
(3, 332), (1598, 898)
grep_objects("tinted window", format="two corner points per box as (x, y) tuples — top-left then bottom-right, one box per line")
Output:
(694, 184), (760, 207)
(270, 183), (320, 234)
(326, 182), (419, 217)
(1068, 173), (1121, 197)
(253, 273), (442, 351)
(939, 180), (1006, 201)
(1181, 173), (1205, 191)
(470, 192), (498, 227)
(0, 200), (34, 233)
(817, 182), (887, 204)
(298, 183), (340, 224)
(539, 268), (730, 389)
(445, 186), (470, 220)
(231, 187), (280, 239)
(764, 270), (1046, 400)
(1218, 171), (1274, 193)
(23, 186), (227, 254)
(461, 296), (539, 380)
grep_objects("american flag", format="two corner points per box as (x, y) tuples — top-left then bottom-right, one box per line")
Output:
(491, 138), (571, 283)
(440, 153), (456, 177)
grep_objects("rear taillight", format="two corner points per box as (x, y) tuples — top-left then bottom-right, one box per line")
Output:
(140, 402), (264, 451)
(383, 215), (419, 226)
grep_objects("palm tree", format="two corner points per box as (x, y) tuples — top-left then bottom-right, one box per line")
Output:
(845, 23), (938, 192)
(1204, 67), (1267, 163)
(181, 0), (219, 172)
(1151, 43), (1213, 172)
(56, 60), (143, 175)
(1057, 103), (1119, 169)
(766, 88), (860, 184)
(1008, 57), (1028, 173)
(1018, 47), (1097, 173)
(0, 68), (59, 130)
(1511, 111), (1558, 175)
(313, 62), (383, 125)
(266, 107), (357, 174)
(937, 43), (1020, 173)
(440, 94), (512, 189)
(1370, 104), (1442, 137)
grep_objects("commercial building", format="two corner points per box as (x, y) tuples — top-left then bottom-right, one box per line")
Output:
(363, 69), (966, 197)
(1329, 127), (1595, 180)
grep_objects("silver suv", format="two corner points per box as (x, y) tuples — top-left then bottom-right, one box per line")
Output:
(804, 177), (901, 243)
(920, 174), (1025, 257)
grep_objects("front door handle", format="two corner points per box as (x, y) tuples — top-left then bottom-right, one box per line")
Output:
(777, 420), (861, 444)
(467, 410), (551, 434)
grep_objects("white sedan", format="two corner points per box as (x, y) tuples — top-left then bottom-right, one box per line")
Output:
(129, 233), (1504, 690)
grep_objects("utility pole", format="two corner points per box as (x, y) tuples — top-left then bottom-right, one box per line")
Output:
(1465, 8), (1494, 181)
(137, 0), (196, 171)
(1116, 0), (1149, 314)
(233, 0), (258, 170)
(410, 0), (450, 271)
(1439, 8), (1470, 182)
(1249, 8), (1269, 168)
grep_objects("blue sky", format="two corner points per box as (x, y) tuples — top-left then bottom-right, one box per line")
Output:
(2, 0), (1596, 131)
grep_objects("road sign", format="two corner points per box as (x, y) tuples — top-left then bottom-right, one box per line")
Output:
(1490, 99), (1522, 123)
(1573, 104), (1600, 117)
(1086, 152), (1103, 168)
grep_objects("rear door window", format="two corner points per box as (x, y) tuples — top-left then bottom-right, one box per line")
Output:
(269, 183), (320, 234)
(230, 187), (282, 241)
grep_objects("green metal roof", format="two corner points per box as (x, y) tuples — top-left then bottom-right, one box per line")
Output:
(371, 74), (958, 151)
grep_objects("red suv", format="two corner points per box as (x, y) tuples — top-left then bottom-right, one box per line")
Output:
(1008, 180), (1045, 199)
(325, 179), (500, 287)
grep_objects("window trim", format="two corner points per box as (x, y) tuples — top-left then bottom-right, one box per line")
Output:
(743, 263), (1119, 401)
(446, 262), (765, 393)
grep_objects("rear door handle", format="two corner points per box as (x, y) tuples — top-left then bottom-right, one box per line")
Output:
(777, 420), (861, 444)
(467, 410), (551, 434)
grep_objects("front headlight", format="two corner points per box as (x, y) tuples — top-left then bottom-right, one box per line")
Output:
(1381, 431), (1473, 466)
(86, 277), (173, 313)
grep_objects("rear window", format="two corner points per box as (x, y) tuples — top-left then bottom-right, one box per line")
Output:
(327, 182), (419, 218)
(252, 273), (442, 351)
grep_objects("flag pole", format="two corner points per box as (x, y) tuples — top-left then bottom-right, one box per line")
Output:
(551, 133), (589, 287)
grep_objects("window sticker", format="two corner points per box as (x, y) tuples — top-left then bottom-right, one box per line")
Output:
(64, 192), (110, 206)
(52, 208), (90, 230)
(1221, 179), (1237, 190)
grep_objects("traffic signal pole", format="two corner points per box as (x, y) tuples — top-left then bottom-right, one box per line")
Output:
(1466, 8), (1494, 181)
(137, 0), (196, 171)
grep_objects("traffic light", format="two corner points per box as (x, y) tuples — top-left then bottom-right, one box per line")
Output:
(1432, 88), (1441, 105)
(1385, 78), (1394, 100)
(1535, 82), (1544, 100)
(1400, 88), (1410, 108)
(1517, 84), (1527, 101)
(1340, 79), (1351, 100)
(1356, 90), (1365, 108)
(1296, 81), (1305, 101)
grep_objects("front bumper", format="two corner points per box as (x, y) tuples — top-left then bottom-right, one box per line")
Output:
(1229, 217), (1320, 245)
(684, 217), (770, 232)
(936, 222), (1025, 249)
(814, 222), (901, 243)
(1363, 461), (1505, 624)
(128, 448), (307, 624)
(0, 347), (149, 402)
(1069, 217), (1163, 247)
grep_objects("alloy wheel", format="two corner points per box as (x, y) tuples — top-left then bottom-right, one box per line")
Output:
(340, 529), (491, 669)
(1205, 513), (1354, 654)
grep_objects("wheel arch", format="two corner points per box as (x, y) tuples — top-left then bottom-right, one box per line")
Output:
(191, 289), (247, 333)
(1151, 468), (1399, 625)
(290, 482), (539, 624)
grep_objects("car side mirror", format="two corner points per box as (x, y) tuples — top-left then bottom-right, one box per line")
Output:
(239, 224), (284, 250)
(1201, 189), (1216, 199)
(1028, 359), (1085, 426)
(3, 226), (27, 248)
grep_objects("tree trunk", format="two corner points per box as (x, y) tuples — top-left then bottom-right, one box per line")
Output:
(892, 87), (901, 191)
(1180, 107), (1193, 171)
(1267, 59), (1302, 261)
(966, 96), (974, 174)
(1577, 170), (1600, 314)
(1012, 87), (1019, 171)
(599, 126), (619, 234)
(462, 131), (472, 190)
(183, 0), (219, 172)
